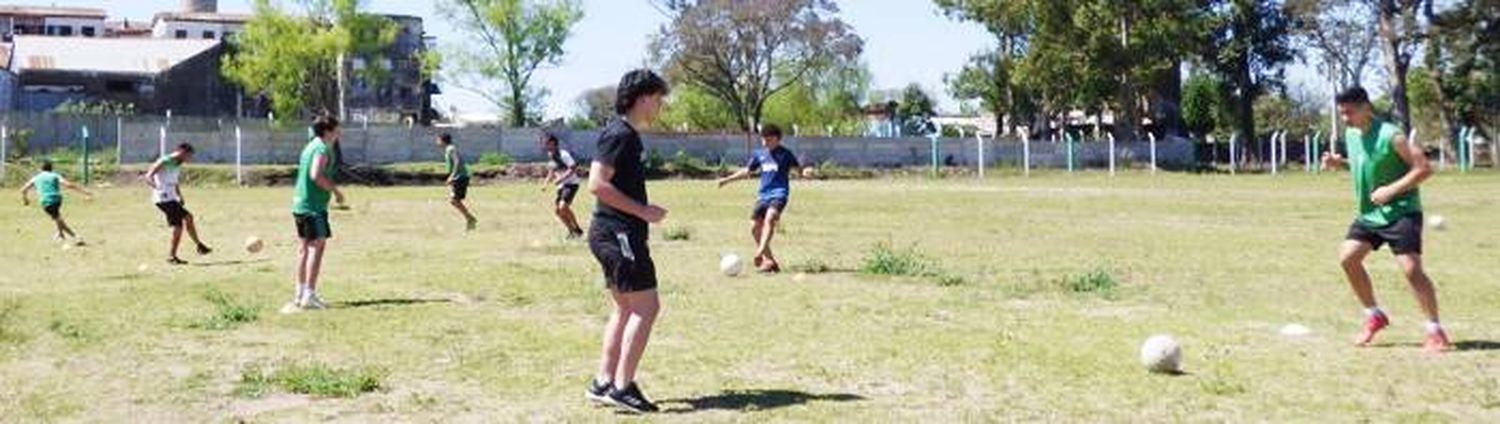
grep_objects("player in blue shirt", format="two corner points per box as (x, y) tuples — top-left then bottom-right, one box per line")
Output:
(717, 124), (801, 273)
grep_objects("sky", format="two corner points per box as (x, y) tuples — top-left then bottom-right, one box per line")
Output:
(46, 1), (1330, 118)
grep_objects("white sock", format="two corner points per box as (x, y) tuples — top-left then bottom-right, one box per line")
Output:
(295, 283), (309, 302)
(1426, 320), (1442, 334)
(1366, 307), (1384, 317)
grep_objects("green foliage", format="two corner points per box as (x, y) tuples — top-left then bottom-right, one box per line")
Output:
(658, 84), (739, 132)
(47, 319), (95, 343)
(1061, 268), (1119, 295)
(190, 289), (259, 331)
(663, 150), (721, 177)
(861, 243), (930, 277)
(790, 258), (834, 274)
(238, 363), (384, 398)
(761, 61), (872, 136)
(1427, 0), (1500, 138)
(223, 0), (398, 122)
(52, 100), (137, 116)
(1201, 0), (1296, 157)
(478, 152), (512, 167)
(1182, 73), (1225, 137)
(438, 0), (583, 127)
(7, 129), (33, 159)
(897, 83), (937, 136)
(663, 226), (693, 241)
(574, 85), (615, 129)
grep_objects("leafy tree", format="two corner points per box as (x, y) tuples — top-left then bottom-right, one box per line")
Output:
(1426, 0), (1499, 148)
(1373, 0), (1426, 131)
(657, 84), (739, 132)
(1201, 0), (1295, 161)
(1181, 73), (1225, 137)
(1287, 0), (1379, 88)
(896, 84), (937, 136)
(651, 0), (864, 140)
(574, 85), (616, 128)
(438, 0), (583, 127)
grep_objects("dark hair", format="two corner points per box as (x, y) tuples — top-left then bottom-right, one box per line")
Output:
(542, 132), (559, 144)
(760, 124), (784, 139)
(40, 161), (53, 171)
(438, 133), (452, 145)
(176, 143), (195, 154)
(1335, 86), (1370, 106)
(312, 116), (341, 137)
(614, 69), (670, 115)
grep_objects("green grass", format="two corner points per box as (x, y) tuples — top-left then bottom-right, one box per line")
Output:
(663, 225), (694, 241)
(1, 171), (1499, 421)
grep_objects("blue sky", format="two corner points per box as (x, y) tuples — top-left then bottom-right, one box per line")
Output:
(49, 1), (1330, 118)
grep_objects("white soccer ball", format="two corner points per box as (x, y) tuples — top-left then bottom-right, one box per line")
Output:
(719, 254), (744, 277)
(244, 236), (265, 254)
(1428, 215), (1446, 231)
(1140, 335), (1183, 374)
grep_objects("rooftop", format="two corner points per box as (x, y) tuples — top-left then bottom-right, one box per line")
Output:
(0, 5), (107, 18)
(8, 35), (220, 75)
(152, 12), (252, 25)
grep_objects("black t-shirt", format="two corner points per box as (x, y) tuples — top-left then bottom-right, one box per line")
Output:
(593, 118), (649, 228)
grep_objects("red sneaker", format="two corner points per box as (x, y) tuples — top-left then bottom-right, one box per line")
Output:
(1424, 329), (1452, 353)
(1355, 313), (1390, 346)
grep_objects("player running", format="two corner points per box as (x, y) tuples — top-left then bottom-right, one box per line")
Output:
(583, 69), (670, 414)
(144, 143), (213, 265)
(436, 133), (478, 231)
(283, 116), (348, 313)
(20, 161), (91, 244)
(716, 124), (800, 273)
(1322, 86), (1451, 352)
(543, 132), (585, 239)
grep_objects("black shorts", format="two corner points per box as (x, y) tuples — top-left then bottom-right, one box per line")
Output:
(556, 184), (580, 205)
(155, 201), (191, 227)
(294, 212), (333, 241)
(752, 197), (789, 220)
(1346, 213), (1423, 255)
(42, 203), (61, 219)
(588, 219), (658, 293)
(450, 177), (470, 201)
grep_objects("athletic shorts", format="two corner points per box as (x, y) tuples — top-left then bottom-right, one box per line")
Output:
(556, 184), (580, 205)
(1346, 213), (1423, 255)
(450, 177), (470, 201)
(294, 212), (333, 241)
(588, 219), (658, 293)
(155, 201), (191, 227)
(42, 202), (61, 219)
(752, 197), (789, 220)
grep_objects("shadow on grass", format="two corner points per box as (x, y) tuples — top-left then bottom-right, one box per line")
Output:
(332, 298), (452, 309)
(190, 258), (271, 268)
(1455, 340), (1500, 352)
(660, 389), (865, 414)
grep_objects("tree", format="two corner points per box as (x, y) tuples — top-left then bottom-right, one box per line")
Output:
(1373, 0), (1426, 131)
(438, 0), (583, 127)
(1426, 0), (1500, 149)
(1201, 0), (1295, 161)
(651, 0), (864, 142)
(1181, 73), (1225, 138)
(574, 85), (616, 128)
(896, 84), (937, 136)
(223, 0), (397, 122)
(762, 60), (872, 136)
(1287, 0), (1379, 88)
(657, 84), (740, 132)
(936, 0), (1032, 135)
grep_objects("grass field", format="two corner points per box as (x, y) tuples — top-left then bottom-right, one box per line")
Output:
(1, 172), (1498, 422)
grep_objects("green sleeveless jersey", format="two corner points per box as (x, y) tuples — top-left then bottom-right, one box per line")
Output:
(1344, 120), (1421, 227)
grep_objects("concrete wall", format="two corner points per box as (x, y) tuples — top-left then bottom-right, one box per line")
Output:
(7, 114), (1198, 169)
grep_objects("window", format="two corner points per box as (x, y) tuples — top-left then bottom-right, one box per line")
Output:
(202, 31), (214, 39)
(105, 80), (136, 93)
(44, 26), (57, 35)
(174, 30), (187, 39)
(58, 26), (72, 36)
(81, 26), (95, 37)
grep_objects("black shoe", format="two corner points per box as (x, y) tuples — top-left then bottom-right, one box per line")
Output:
(585, 378), (612, 404)
(606, 383), (659, 413)
(167, 258), (188, 266)
(196, 244), (213, 255)
(566, 230), (585, 240)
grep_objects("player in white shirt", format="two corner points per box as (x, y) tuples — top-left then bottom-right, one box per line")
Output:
(144, 143), (212, 265)
(543, 133), (585, 239)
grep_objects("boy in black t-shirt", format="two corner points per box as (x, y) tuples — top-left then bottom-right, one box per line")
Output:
(583, 69), (671, 414)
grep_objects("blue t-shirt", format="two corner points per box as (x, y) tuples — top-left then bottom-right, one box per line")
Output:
(746, 146), (800, 200)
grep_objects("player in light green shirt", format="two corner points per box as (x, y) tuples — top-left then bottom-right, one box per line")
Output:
(1321, 86), (1449, 353)
(20, 161), (92, 244)
(284, 117), (347, 314)
(435, 133), (477, 231)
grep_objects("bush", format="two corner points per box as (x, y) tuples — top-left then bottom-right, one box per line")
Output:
(861, 243), (930, 277)
(478, 152), (512, 167)
(190, 289), (259, 330)
(1061, 268), (1119, 295)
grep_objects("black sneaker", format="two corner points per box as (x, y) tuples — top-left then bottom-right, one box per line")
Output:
(606, 383), (659, 413)
(167, 257), (188, 266)
(566, 230), (585, 240)
(196, 244), (213, 255)
(585, 378), (612, 404)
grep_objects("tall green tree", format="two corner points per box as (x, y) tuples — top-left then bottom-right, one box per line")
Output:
(1373, 0), (1427, 131)
(1201, 0), (1295, 161)
(1426, 0), (1500, 146)
(896, 84), (938, 136)
(651, 0), (864, 141)
(1181, 73), (1226, 138)
(438, 0), (583, 127)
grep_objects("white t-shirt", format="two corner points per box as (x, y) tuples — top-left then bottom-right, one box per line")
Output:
(551, 150), (580, 187)
(151, 156), (181, 203)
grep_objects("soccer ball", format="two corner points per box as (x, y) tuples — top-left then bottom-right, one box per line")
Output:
(719, 254), (744, 277)
(244, 236), (265, 254)
(801, 167), (817, 179)
(1139, 335), (1182, 374)
(1427, 215), (1446, 231)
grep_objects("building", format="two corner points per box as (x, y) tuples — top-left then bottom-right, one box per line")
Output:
(5, 35), (238, 115)
(0, 6), (106, 38)
(346, 14), (437, 124)
(151, 12), (249, 41)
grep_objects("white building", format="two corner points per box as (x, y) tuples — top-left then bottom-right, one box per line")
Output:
(0, 6), (107, 38)
(151, 12), (248, 41)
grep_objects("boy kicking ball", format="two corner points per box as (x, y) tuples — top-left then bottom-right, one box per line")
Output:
(543, 132), (585, 239)
(716, 124), (800, 273)
(20, 161), (91, 244)
(436, 133), (478, 231)
(1322, 87), (1450, 352)
(283, 116), (347, 314)
(145, 143), (213, 265)
(584, 69), (670, 414)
